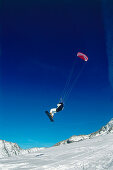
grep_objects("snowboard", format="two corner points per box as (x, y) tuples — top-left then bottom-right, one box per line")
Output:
(45, 111), (54, 122)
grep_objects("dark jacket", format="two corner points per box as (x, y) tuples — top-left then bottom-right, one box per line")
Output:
(56, 102), (64, 112)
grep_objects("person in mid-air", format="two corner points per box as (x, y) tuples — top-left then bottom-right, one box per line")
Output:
(50, 102), (64, 118)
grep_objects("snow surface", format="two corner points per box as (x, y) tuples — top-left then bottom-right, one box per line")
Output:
(0, 119), (113, 170)
(0, 133), (113, 170)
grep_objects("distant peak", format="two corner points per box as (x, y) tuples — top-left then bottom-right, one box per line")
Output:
(54, 118), (113, 146)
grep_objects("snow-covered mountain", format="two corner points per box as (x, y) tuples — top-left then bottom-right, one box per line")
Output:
(0, 127), (113, 169)
(54, 118), (113, 146)
(0, 140), (45, 158)
(0, 118), (113, 161)
(0, 140), (21, 158)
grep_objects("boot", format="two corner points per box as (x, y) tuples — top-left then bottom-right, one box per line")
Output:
(50, 113), (53, 118)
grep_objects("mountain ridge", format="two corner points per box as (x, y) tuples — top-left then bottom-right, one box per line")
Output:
(54, 118), (113, 146)
(0, 118), (113, 158)
(0, 139), (45, 158)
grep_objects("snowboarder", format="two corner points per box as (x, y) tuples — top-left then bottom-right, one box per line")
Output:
(45, 102), (64, 122)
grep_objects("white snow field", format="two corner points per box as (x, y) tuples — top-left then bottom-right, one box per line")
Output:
(0, 118), (113, 170)
(0, 133), (113, 169)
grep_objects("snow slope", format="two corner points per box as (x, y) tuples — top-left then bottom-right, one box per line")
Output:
(0, 118), (113, 169)
(0, 133), (113, 169)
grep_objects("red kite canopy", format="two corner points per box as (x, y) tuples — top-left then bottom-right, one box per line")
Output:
(77, 52), (88, 61)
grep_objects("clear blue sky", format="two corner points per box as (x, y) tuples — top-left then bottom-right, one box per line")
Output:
(1, 0), (113, 148)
